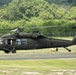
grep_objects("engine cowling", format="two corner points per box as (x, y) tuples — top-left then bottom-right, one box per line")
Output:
(16, 33), (46, 39)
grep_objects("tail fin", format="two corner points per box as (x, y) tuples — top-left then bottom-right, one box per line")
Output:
(72, 35), (76, 45)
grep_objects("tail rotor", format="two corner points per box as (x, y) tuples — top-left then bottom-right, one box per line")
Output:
(72, 35), (76, 45)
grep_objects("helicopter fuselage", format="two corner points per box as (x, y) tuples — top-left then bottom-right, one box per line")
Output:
(0, 32), (75, 53)
(0, 37), (72, 50)
(0, 26), (76, 53)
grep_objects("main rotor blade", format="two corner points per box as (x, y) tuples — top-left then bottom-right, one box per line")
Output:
(0, 25), (75, 32)
(0, 26), (58, 31)
(24, 26), (61, 30)
(0, 27), (24, 31)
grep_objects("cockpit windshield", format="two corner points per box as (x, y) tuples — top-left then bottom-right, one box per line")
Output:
(0, 39), (3, 44)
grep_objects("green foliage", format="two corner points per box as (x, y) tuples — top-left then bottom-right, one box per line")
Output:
(2, 0), (50, 21)
(46, 0), (76, 6)
(64, 6), (76, 20)
(39, 11), (54, 20)
(0, 0), (76, 36)
(54, 7), (66, 19)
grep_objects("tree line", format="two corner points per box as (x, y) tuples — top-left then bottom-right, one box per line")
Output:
(0, 0), (76, 36)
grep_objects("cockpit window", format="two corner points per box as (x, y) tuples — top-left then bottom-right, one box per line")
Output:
(0, 39), (3, 44)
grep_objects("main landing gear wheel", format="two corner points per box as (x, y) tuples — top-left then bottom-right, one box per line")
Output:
(56, 48), (58, 52)
(11, 46), (16, 53)
(4, 50), (10, 53)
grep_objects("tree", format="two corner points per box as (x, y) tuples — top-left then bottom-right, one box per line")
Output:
(64, 6), (76, 20)
(39, 11), (54, 20)
(2, 0), (50, 21)
(67, 0), (73, 3)
(54, 7), (66, 19)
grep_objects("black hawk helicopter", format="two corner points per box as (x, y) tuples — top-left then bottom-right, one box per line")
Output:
(0, 26), (76, 53)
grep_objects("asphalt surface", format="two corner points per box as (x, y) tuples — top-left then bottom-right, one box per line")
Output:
(0, 52), (76, 60)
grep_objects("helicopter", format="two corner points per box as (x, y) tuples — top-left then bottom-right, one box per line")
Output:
(0, 26), (76, 53)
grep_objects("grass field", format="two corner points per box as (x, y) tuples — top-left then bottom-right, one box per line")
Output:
(0, 37), (76, 75)
(0, 59), (76, 75)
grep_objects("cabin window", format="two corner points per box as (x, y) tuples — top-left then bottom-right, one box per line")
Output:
(21, 39), (27, 45)
(16, 39), (21, 45)
(4, 39), (12, 45)
(8, 39), (12, 45)
(0, 39), (3, 44)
